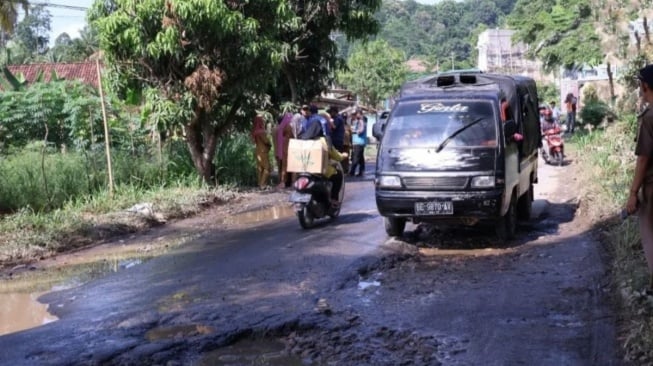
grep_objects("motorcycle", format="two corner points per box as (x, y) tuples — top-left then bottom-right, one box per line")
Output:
(541, 125), (565, 166)
(289, 161), (345, 229)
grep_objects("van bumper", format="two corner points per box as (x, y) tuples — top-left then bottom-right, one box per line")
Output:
(375, 189), (504, 222)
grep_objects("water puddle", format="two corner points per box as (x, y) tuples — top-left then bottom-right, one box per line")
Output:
(145, 324), (214, 341)
(226, 205), (295, 225)
(199, 339), (303, 366)
(358, 280), (381, 290)
(0, 292), (58, 336)
(0, 257), (149, 336)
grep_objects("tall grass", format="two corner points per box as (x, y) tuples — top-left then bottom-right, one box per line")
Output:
(571, 117), (653, 363)
(0, 132), (259, 214)
(0, 131), (259, 265)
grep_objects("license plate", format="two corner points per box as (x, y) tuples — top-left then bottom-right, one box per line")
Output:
(289, 192), (312, 203)
(415, 201), (453, 215)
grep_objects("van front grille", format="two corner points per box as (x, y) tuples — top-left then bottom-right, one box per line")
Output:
(402, 176), (469, 189)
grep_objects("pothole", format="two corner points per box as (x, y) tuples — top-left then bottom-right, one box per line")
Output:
(198, 338), (302, 366)
(145, 324), (214, 341)
(0, 292), (58, 336)
(225, 205), (295, 225)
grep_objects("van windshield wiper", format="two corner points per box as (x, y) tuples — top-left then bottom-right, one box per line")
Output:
(435, 117), (484, 153)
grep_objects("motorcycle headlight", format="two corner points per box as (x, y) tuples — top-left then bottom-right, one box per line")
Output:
(471, 176), (495, 188)
(377, 175), (402, 188)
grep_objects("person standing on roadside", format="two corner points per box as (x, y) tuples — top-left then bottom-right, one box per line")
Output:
(328, 106), (345, 153)
(565, 93), (578, 133)
(550, 101), (561, 123)
(275, 113), (293, 188)
(342, 113), (353, 174)
(349, 110), (368, 177)
(251, 115), (271, 189)
(625, 64), (653, 291)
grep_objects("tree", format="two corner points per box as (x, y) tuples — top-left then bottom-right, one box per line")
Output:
(0, 0), (28, 33)
(507, 0), (603, 72)
(91, 0), (381, 184)
(337, 39), (408, 108)
(13, 4), (51, 57)
(271, 0), (381, 105)
(90, 0), (298, 184)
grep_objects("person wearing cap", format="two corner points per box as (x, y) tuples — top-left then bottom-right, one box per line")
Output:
(625, 64), (653, 291)
(307, 105), (331, 140)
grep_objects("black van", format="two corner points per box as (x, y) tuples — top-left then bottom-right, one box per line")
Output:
(374, 72), (540, 239)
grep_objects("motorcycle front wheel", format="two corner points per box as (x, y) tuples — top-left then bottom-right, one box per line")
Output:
(297, 204), (315, 229)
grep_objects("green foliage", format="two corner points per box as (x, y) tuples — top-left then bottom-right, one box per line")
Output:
(13, 4), (51, 57)
(0, 80), (104, 151)
(507, 0), (602, 72)
(0, 0), (28, 33)
(337, 40), (408, 108)
(579, 99), (610, 127)
(372, 0), (515, 67)
(571, 119), (653, 364)
(90, 0), (381, 183)
(214, 133), (258, 187)
(537, 82), (560, 105)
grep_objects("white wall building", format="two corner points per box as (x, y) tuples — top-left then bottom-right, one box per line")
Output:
(477, 29), (541, 78)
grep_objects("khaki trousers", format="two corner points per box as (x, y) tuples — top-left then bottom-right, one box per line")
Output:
(639, 184), (653, 273)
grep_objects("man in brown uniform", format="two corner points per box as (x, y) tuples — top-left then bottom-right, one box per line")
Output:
(626, 64), (653, 290)
(251, 115), (271, 188)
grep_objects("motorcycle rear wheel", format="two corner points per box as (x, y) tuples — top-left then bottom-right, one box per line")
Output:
(554, 151), (563, 166)
(298, 205), (315, 229)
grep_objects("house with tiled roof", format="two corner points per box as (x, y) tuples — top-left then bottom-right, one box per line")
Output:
(5, 62), (100, 89)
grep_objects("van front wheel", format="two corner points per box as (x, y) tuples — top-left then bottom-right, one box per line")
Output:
(385, 217), (406, 237)
(496, 196), (517, 241)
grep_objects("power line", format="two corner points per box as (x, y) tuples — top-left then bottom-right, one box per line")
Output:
(31, 2), (88, 11)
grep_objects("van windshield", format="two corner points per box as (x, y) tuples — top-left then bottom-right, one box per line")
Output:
(383, 100), (498, 149)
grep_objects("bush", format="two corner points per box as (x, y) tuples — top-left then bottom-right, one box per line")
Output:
(580, 99), (611, 127)
(214, 132), (258, 187)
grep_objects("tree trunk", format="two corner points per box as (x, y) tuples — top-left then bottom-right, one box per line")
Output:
(282, 64), (298, 104)
(185, 109), (218, 185)
(184, 98), (244, 185)
(607, 62), (615, 107)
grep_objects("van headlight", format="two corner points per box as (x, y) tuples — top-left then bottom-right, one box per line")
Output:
(377, 175), (402, 188)
(471, 176), (495, 188)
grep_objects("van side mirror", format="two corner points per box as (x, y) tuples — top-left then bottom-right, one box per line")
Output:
(504, 119), (517, 138)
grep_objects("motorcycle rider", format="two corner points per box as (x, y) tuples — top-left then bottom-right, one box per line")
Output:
(540, 108), (562, 158)
(298, 117), (347, 207)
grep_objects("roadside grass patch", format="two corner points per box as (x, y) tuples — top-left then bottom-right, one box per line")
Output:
(571, 119), (653, 363)
(0, 183), (238, 268)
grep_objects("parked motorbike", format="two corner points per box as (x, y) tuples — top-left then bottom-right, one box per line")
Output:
(289, 162), (345, 229)
(541, 125), (565, 166)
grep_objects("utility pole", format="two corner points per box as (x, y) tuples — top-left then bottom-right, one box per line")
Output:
(451, 52), (455, 71)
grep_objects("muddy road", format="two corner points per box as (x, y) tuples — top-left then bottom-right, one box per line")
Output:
(0, 162), (619, 366)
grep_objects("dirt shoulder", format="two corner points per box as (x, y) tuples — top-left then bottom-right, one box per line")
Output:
(0, 188), (291, 282)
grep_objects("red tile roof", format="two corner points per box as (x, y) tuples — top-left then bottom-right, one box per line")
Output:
(6, 62), (100, 89)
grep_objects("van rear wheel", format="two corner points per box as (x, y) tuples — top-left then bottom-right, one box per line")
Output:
(385, 217), (406, 237)
(496, 196), (517, 241)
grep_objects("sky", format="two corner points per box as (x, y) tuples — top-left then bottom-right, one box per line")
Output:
(46, 0), (94, 44)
